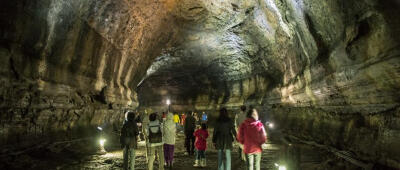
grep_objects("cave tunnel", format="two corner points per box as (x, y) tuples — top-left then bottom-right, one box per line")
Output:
(0, 0), (400, 169)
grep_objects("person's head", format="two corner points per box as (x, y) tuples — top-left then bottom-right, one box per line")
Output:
(240, 105), (247, 112)
(201, 123), (207, 130)
(246, 108), (259, 120)
(149, 112), (158, 121)
(218, 108), (229, 120)
(126, 111), (136, 122)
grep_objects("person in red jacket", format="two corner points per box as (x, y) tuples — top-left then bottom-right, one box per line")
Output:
(237, 108), (266, 170)
(193, 123), (209, 167)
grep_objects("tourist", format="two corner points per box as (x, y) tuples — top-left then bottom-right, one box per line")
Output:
(120, 111), (139, 170)
(142, 110), (150, 163)
(237, 108), (266, 170)
(201, 111), (208, 123)
(147, 113), (165, 170)
(163, 112), (176, 168)
(173, 113), (180, 131)
(213, 108), (236, 170)
(193, 123), (209, 167)
(235, 105), (247, 161)
(180, 113), (186, 126)
(184, 111), (196, 155)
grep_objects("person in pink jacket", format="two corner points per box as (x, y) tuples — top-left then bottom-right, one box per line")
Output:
(237, 108), (266, 170)
(193, 123), (209, 167)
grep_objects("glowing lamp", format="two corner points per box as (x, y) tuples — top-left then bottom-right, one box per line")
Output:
(166, 99), (171, 105)
(268, 123), (274, 128)
(99, 138), (106, 147)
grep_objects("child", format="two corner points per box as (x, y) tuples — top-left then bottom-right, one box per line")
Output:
(193, 123), (209, 167)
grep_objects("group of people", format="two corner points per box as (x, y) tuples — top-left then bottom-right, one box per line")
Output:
(119, 106), (266, 170)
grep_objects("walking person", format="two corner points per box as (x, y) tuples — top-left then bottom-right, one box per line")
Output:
(120, 111), (139, 170)
(147, 113), (165, 170)
(201, 112), (208, 123)
(142, 110), (150, 163)
(193, 123), (209, 168)
(173, 113), (180, 132)
(235, 105), (247, 161)
(163, 112), (176, 168)
(237, 108), (267, 170)
(213, 108), (236, 170)
(184, 111), (196, 155)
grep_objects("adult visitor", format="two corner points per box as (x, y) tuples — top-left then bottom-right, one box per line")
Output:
(184, 111), (196, 155)
(163, 113), (176, 168)
(147, 113), (165, 170)
(212, 108), (236, 170)
(120, 111), (139, 170)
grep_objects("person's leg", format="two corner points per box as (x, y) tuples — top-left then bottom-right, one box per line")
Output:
(255, 153), (261, 170)
(185, 135), (190, 154)
(123, 147), (128, 170)
(190, 135), (196, 155)
(157, 145), (165, 170)
(130, 148), (135, 170)
(218, 149), (224, 170)
(148, 147), (155, 170)
(163, 144), (169, 165)
(170, 145), (175, 165)
(246, 154), (254, 170)
(225, 149), (231, 170)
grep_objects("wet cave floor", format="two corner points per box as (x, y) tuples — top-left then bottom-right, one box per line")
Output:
(0, 129), (360, 170)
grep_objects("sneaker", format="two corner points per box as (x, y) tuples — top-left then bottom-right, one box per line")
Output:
(193, 160), (200, 167)
(200, 159), (206, 167)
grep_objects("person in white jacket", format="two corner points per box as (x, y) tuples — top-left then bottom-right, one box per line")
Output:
(163, 113), (176, 168)
(146, 113), (164, 170)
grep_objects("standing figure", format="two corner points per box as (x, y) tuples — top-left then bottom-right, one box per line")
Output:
(184, 111), (196, 155)
(201, 112), (208, 123)
(237, 108), (267, 170)
(120, 111), (139, 170)
(147, 113), (165, 170)
(163, 113), (176, 168)
(235, 105), (247, 161)
(213, 108), (236, 170)
(193, 123), (209, 168)
(142, 111), (150, 163)
(173, 113), (180, 131)
(181, 113), (186, 126)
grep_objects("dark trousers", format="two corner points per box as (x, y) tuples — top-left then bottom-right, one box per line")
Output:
(185, 131), (195, 155)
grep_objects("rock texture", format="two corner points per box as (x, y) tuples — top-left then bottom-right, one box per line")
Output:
(0, 0), (177, 146)
(137, 0), (400, 168)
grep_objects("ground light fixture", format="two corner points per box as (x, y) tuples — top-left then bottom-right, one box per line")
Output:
(274, 163), (287, 170)
(268, 123), (274, 128)
(166, 99), (171, 105)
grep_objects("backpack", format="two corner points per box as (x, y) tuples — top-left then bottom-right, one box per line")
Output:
(148, 124), (162, 143)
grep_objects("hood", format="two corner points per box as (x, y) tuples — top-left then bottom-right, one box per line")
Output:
(166, 113), (174, 121)
(243, 118), (263, 129)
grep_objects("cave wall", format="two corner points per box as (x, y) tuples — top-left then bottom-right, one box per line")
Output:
(0, 0), (177, 146)
(137, 0), (400, 167)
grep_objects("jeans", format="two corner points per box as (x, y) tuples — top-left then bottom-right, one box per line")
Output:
(185, 132), (195, 155)
(164, 144), (175, 164)
(195, 149), (206, 159)
(148, 145), (164, 170)
(246, 153), (261, 170)
(123, 147), (135, 170)
(217, 149), (231, 170)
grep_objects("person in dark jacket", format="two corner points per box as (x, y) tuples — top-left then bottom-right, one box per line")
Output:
(120, 111), (139, 170)
(184, 111), (196, 155)
(212, 108), (236, 170)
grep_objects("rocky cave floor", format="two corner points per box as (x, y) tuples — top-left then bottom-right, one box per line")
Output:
(0, 129), (362, 170)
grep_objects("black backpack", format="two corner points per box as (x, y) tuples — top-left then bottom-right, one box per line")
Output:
(148, 124), (162, 143)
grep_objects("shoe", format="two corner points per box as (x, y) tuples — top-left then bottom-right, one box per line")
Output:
(200, 159), (206, 167)
(193, 160), (200, 167)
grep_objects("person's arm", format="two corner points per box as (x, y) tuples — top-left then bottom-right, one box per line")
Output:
(212, 124), (218, 144)
(120, 123), (126, 147)
(259, 122), (267, 144)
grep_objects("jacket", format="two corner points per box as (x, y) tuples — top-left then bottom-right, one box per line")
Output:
(184, 115), (196, 135)
(120, 120), (139, 149)
(194, 129), (209, 151)
(163, 113), (176, 145)
(173, 114), (180, 123)
(212, 117), (236, 150)
(237, 118), (266, 154)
